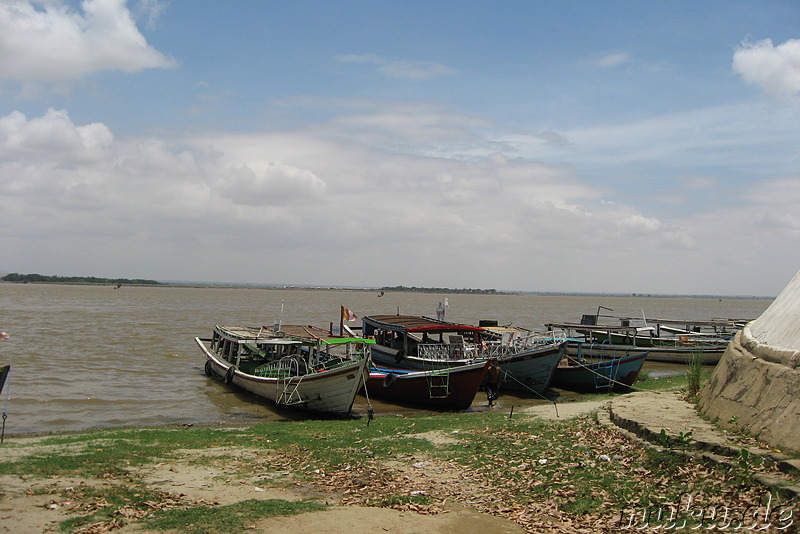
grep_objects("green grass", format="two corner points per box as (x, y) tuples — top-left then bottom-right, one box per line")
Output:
(141, 499), (326, 534)
(0, 427), (253, 478)
(686, 352), (705, 397)
(57, 484), (179, 533)
(632, 368), (713, 392)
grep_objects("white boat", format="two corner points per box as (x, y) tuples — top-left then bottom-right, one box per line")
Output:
(195, 324), (372, 417)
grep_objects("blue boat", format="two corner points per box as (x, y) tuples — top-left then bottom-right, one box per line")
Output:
(552, 342), (647, 391)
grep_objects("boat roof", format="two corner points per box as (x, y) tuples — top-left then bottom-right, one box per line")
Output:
(214, 324), (374, 345)
(480, 325), (532, 335)
(545, 322), (650, 332)
(546, 318), (744, 332)
(279, 324), (375, 344)
(362, 314), (485, 334)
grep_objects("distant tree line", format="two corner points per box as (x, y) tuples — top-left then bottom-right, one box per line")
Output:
(1, 273), (162, 285)
(380, 285), (499, 294)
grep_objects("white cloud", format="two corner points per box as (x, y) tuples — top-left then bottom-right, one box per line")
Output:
(678, 175), (717, 191)
(215, 164), (328, 207)
(616, 213), (661, 234)
(732, 38), (800, 99)
(0, 108), (113, 162)
(335, 54), (457, 81)
(497, 101), (800, 178)
(595, 52), (632, 68)
(132, 0), (167, 31)
(1, 103), (798, 295)
(0, 0), (176, 84)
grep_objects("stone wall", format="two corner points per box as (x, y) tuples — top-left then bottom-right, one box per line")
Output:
(698, 330), (800, 453)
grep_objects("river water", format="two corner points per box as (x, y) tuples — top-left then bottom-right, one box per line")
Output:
(0, 283), (773, 435)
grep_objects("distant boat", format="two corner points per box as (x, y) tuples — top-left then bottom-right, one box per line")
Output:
(195, 324), (371, 417)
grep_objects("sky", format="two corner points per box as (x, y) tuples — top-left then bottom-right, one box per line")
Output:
(1, 1), (799, 296)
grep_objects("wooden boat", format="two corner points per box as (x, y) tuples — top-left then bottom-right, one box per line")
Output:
(362, 315), (566, 394)
(363, 315), (485, 369)
(553, 343), (647, 391)
(546, 314), (730, 365)
(578, 326), (731, 348)
(195, 324), (372, 417)
(479, 324), (566, 393)
(365, 360), (491, 410)
(561, 340), (723, 365)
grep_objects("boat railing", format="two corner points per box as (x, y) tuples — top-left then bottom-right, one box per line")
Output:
(254, 355), (307, 379)
(521, 330), (567, 347)
(483, 330), (567, 357)
(581, 340), (622, 361)
(254, 356), (307, 405)
(418, 342), (478, 361)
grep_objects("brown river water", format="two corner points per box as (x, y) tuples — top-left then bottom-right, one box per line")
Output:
(0, 283), (773, 435)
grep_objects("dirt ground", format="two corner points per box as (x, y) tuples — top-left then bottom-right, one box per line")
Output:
(0, 435), (529, 534)
(0, 402), (609, 534)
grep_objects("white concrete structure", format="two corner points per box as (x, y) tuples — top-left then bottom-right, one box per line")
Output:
(699, 270), (800, 452)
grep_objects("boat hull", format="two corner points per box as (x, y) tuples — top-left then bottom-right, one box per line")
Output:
(553, 349), (648, 391)
(365, 361), (490, 410)
(583, 329), (728, 349)
(565, 341), (723, 365)
(196, 337), (368, 417)
(495, 343), (565, 393)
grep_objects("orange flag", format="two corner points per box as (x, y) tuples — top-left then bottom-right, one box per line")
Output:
(341, 306), (357, 322)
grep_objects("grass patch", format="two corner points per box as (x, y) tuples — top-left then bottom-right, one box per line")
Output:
(632, 368), (713, 392)
(141, 499), (326, 534)
(3, 405), (793, 533)
(0, 428), (253, 478)
(57, 484), (179, 533)
(686, 352), (705, 397)
(370, 493), (433, 508)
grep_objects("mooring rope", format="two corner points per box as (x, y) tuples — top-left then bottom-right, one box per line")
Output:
(1, 366), (10, 444)
(560, 356), (665, 394)
(359, 359), (375, 426)
(498, 368), (559, 418)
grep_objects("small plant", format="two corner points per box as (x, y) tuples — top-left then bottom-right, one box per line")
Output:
(738, 448), (751, 470)
(686, 351), (704, 397)
(676, 431), (694, 451)
(736, 448), (762, 474)
(656, 429), (693, 451)
(658, 429), (671, 449)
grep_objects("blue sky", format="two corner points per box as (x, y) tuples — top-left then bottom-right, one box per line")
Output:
(1, 0), (799, 296)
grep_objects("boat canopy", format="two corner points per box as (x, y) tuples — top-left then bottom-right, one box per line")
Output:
(214, 324), (374, 346)
(362, 315), (485, 336)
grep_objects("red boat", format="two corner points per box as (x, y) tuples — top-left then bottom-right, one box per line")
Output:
(365, 360), (491, 410)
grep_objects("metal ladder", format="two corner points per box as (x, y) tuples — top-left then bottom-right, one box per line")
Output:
(268, 357), (306, 405)
(591, 342), (619, 389)
(427, 368), (451, 398)
(278, 374), (306, 405)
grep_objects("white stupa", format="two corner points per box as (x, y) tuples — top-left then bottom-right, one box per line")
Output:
(699, 270), (800, 452)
